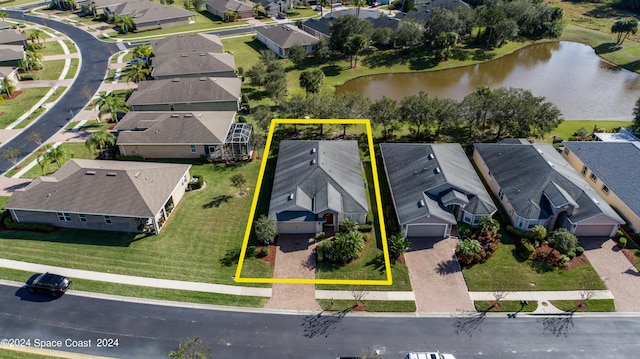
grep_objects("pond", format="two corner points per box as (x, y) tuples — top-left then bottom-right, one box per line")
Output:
(335, 41), (640, 120)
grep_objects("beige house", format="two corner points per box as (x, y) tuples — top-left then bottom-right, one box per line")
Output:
(5, 159), (191, 234)
(151, 52), (236, 80)
(150, 33), (224, 55)
(255, 25), (318, 58)
(562, 141), (640, 233)
(473, 141), (624, 238)
(104, 0), (196, 31)
(115, 111), (252, 161)
(126, 77), (241, 112)
(205, 0), (256, 20)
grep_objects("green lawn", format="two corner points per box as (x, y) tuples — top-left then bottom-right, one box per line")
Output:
(462, 232), (606, 291)
(0, 88), (49, 129)
(474, 300), (537, 312)
(544, 120), (632, 143)
(31, 59), (65, 80)
(0, 159), (272, 287)
(20, 142), (95, 178)
(0, 348), (64, 359)
(38, 41), (63, 57)
(551, 299), (616, 312)
(64, 40), (78, 54)
(13, 87), (68, 130)
(318, 299), (416, 312)
(0, 267), (267, 308)
(65, 58), (80, 79)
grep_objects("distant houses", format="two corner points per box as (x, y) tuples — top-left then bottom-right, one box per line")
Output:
(81, 0), (196, 31)
(151, 52), (236, 80)
(255, 25), (319, 58)
(205, 0), (256, 19)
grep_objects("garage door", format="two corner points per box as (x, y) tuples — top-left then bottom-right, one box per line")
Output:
(277, 221), (316, 234)
(406, 224), (448, 238)
(573, 224), (615, 237)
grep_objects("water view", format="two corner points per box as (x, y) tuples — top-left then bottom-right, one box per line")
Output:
(336, 41), (640, 120)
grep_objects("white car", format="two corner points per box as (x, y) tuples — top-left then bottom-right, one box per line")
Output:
(405, 352), (456, 359)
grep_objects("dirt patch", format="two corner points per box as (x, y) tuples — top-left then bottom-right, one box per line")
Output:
(352, 302), (366, 311)
(532, 244), (590, 271)
(259, 245), (276, 267)
(4, 91), (22, 100)
(573, 301), (588, 311)
(395, 253), (406, 265)
(622, 248), (637, 267)
(488, 300), (501, 311)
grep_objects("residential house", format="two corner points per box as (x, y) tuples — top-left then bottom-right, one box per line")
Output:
(380, 143), (496, 238)
(562, 141), (640, 233)
(395, 0), (472, 22)
(126, 77), (242, 112)
(255, 25), (319, 58)
(0, 21), (12, 30)
(0, 66), (20, 84)
(205, 0), (256, 20)
(103, 0), (196, 31)
(81, 0), (124, 17)
(592, 127), (640, 142)
(0, 29), (27, 47)
(473, 141), (624, 237)
(150, 33), (224, 56)
(151, 52), (236, 80)
(5, 159), (192, 234)
(0, 45), (25, 67)
(115, 111), (252, 161)
(302, 15), (400, 42)
(268, 140), (368, 234)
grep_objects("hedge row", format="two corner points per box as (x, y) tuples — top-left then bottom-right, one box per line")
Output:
(4, 217), (55, 232)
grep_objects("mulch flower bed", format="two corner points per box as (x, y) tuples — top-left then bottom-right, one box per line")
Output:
(4, 91), (22, 101)
(532, 244), (590, 271)
(621, 248), (637, 267)
(259, 245), (276, 267)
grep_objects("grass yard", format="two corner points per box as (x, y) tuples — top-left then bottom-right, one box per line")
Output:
(38, 41), (63, 57)
(64, 40), (78, 54)
(12, 87), (69, 130)
(0, 88), (49, 129)
(544, 120), (632, 143)
(0, 159), (272, 287)
(65, 58), (80, 79)
(461, 234), (607, 292)
(474, 300), (537, 312)
(551, 299), (616, 312)
(20, 142), (96, 178)
(0, 348), (65, 359)
(31, 59), (65, 80)
(318, 299), (416, 312)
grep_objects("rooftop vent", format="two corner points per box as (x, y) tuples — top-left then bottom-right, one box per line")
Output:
(170, 114), (180, 118)
(181, 54), (188, 57)
(547, 161), (554, 167)
(184, 114), (192, 118)
(428, 153), (434, 160)
(435, 167), (441, 174)
(106, 172), (117, 177)
(311, 148), (316, 154)
(288, 193), (294, 200)
(85, 171), (96, 175)
(311, 159), (316, 165)
(199, 77), (207, 81)
(537, 148), (544, 154)
(172, 78), (180, 82)
(134, 171), (141, 178)
(418, 199), (426, 208)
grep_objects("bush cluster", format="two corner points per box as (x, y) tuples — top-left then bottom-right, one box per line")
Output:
(456, 228), (502, 267)
(189, 175), (203, 190)
(316, 219), (365, 264)
(4, 217), (54, 232)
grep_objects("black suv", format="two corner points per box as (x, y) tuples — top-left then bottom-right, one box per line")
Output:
(26, 273), (72, 296)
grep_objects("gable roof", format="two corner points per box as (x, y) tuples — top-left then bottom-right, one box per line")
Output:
(111, 0), (195, 24)
(126, 77), (241, 106)
(380, 143), (496, 226)
(474, 142), (623, 224)
(0, 45), (24, 62)
(0, 29), (26, 44)
(302, 16), (337, 37)
(563, 141), (640, 219)
(0, 21), (12, 30)
(395, 0), (471, 22)
(256, 25), (319, 49)
(151, 52), (235, 78)
(115, 111), (235, 145)
(302, 15), (400, 38)
(150, 33), (223, 55)
(6, 159), (190, 217)
(206, 0), (255, 13)
(268, 140), (368, 220)
(87, 0), (124, 9)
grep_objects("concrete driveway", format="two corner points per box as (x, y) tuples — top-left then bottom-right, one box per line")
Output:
(404, 236), (475, 313)
(583, 237), (640, 312)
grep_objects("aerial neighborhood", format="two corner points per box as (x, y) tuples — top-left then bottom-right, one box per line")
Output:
(2, 0), (640, 355)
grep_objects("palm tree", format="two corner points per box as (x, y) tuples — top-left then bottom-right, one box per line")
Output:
(44, 145), (72, 169)
(119, 14), (135, 34)
(25, 50), (44, 71)
(124, 62), (150, 83)
(85, 130), (116, 158)
(31, 29), (44, 45)
(97, 92), (128, 122)
(1, 77), (15, 98)
(37, 145), (52, 175)
(131, 44), (153, 63)
(0, 12), (8, 22)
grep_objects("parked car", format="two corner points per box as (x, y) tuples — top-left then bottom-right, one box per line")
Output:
(405, 352), (456, 359)
(26, 272), (72, 297)
(276, 13), (286, 19)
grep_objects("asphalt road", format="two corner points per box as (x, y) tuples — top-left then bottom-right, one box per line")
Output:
(1, 285), (640, 359)
(1, 10), (119, 172)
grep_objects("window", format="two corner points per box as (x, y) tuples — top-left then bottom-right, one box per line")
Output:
(590, 173), (597, 182)
(498, 189), (504, 201)
(190, 145), (197, 153)
(581, 166), (588, 176)
(57, 212), (71, 222)
(78, 214), (87, 223)
(104, 216), (112, 224)
(602, 185), (609, 194)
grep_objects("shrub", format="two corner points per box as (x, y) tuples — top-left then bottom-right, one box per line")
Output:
(358, 224), (372, 232)
(318, 230), (365, 263)
(3, 217), (54, 232)
(559, 254), (571, 269)
(388, 233), (410, 260)
(456, 239), (482, 256)
(115, 154), (143, 161)
(618, 236), (628, 249)
(246, 245), (257, 257)
(189, 175), (203, 190)
(20, 74), (36, 81)
(516, 239), (535, 260)
(316, 244), (324, 262)
(315, 231), (325, 240)
(617, 229), (624, 238)
(507, 225), (530, 239)
(547, 228), (578, 256)
(575, 246), (584, 257)
(261, 246), (269, 257)
(457, 223), (472, 240)
(338, 218), (359, 233)
(478, 216), (500, 233)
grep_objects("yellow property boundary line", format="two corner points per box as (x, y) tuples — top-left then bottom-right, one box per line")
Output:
(235, 118), (392, 285)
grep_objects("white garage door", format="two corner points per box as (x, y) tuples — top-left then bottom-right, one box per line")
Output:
(406, 224), (447, 238)
(277, 221), (316, 234)
(573, 224), (615, 237)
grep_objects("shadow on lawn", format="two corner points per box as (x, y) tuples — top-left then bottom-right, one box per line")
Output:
(0, 228), (145, 247)
(220, 248), (241, 267)
(202, 195), (232, 209)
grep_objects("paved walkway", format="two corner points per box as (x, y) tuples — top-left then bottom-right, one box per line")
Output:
(583, 238), (640, 312)
(265, 234), (320, 311)
(404, 237), (475, 312)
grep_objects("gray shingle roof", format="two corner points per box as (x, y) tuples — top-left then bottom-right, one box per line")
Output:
(395, 0), (471, 22)
(0, 45), (24, 61)
(563, 141), (640, 219)
(474, 142), (623, 224)
(380, 143), (496, 226)
(303, 15), (400, 38)
(256, 25), (319, 49)
(0, 29), (26, 44)
(206, 0), (255, 13)
(115, 111), (235, 145)
(126, 77), (241, 106)
(150, 33), (223, 55)
(151, 52), (235, 78)
(268, 140), (368, 220)
(112, 0), (195, 24)
(6, 159), (190, 217)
